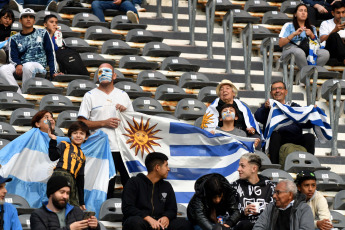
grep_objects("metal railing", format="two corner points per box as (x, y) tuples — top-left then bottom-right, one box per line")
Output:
(223, 10), (234, 73)
(301, 66), (318, 106)
(156, 0), (178, 32)
(156, 0), (162, 18)
(242, 24), (253, 90)
(261, 37), (275, 101)
(188, 0), (197, 46)
(281, 53), (295, 104)
(328, 82), (341, 156)
(205, 0), (216, 59)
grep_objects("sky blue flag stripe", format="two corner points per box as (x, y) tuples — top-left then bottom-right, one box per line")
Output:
(175, 192), (195, 204)
(170, 144), (244, 157)
(169, 122), (225, 137)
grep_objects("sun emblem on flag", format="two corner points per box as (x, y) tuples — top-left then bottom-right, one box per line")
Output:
(201, 112), (213, 129)
(123, 117), (162, 158)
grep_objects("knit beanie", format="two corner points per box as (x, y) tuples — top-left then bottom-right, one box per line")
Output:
(46, 176), (71, 198)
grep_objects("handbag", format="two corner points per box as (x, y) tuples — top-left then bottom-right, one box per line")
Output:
(290, 37), (309, 57)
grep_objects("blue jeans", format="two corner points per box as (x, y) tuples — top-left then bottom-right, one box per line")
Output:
(132, 0), (141, 4)
(15, 0), (57, 5)
(92, 0), (138, 22)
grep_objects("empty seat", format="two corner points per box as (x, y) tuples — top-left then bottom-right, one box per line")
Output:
(0, 91), (35, 110)
(39, 94), (79, 112)
(63, 37), (98, 53)
(284, 151), (330, 173)
(215, 0), (241, 11)
(11, 21), (22, 32)
(160, 57), (200, 72)
(142, 42), (181, 57)
(80, 53), (115, 67)
(126, 29), (163, 43)
(101, 39), (139, 55)
(300, 66), (340, 84)
(252, 25), (278, 40)
(260, 168), (293, 183)
(132, 97), (170, 115)
(19, 214), (31, 230)
(53, 73), (90, 82)
(99, 198), (123, 222)
(72, 12), (109, 28)
(85, 26), (122, 40)
(280, 1), (300, 13)
(197, 86), (218, 103)
(230, 9), (260, 23)
(13, 10), (20, 20)
(35, 10), (69, 26)
(0, 122), (19, 140)
(330, 210), (345, 229)
(244, 0), (278, 12)
(321, 79), (345, 100)
(56, 110), (79, 128)
(57, 0), (90, 14)
(0, 138), (10, 150)
(110, 15), (147, 30)
(136, 70), (176, 87)
(174, 98), (207, 120)
(155, 84), (196, 101)
(333, 190), (345, 210)
(22, 77), (63, 95)
(5, 194), (34, 215)
(255, 150), (281, 170)
(155, 113), (179, 120)
(9, 108), (38, 126)
(0, 77), (18, 92)
(54, 127), (66, 137)
(178, 72), (218, 89)
(23, 4), (45, 12)
(194, 116), (203, 128)
(59, 24), (81, 38)
(262, 11), (291, 25)
(314, 170), (345, 191)
(66, 79), (97, 96)
(114, 82), (152, 99)
(118, 55), (158, 70)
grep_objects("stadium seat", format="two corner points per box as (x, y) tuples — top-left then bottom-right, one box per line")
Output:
(72, 12), (109, 28)
(136, 70), (176, 87)
(126, 29), (163, 43)
(280, 1), (300, 14)
(54, 127), (66, 137)
(0, 91), (35, 110)
(177, 204), (187, 219)
(252, 25), (278, 40)
(23, 4), (45, 12)
(255, 150), (281, 170)
(6, 194), (34, 215)
(284, 151), (330, 173)
(321, 79), (345, 100)
(0, 138), (10, 150)
(0, 78), (18, 92)
(104, 8), (125, 17)
(299, 66), (340, 84)
(13, 10), (19, 20)
(142, 42), (181, 57)
(80, 53), (116, 67)
(59, 24), (81, 38)
(53, 73), (90, 82)
(56, 110), (79, 128)
(118, 55), (159, 70)
(330, 210), (345, 229)
(260, 168), (293, 183)
(155, 113), (179, 120)
(197, 86), (217, 103)
(174, 98), (207, 120)
(101, 39), (139, 55)
(194, 116), (203, 128)
(155, 84), (197, 101)
(0, 123), (19, 140)
(85, 26), (122, 40)
(39, 94), (79, 112)
(262, 11), (291, 25)
(22, 77), (63, 95)
(178, 72), (218, 89)
(63, 37), (98, 53)
(114, 82), (152, 99)
(98, 222), (107, 230)
(57, 0), (90, 14)
(9, 108), (38, 126)
(18, 214), (31, 230)
(99, 198), (123, 222)
(110, 15), (147, 30)
(66, 79), (97, 96)
(132, 97), (170, 115)
(160, 57), (200, 72)
(314, 170), (345, 191)
(93, 68), (133, 83)
(215, 0), (241, 11)
(333, 190), (345, 210)
(11, 21), (22, 32)
(35, 10), (69, 26)
(244, 0), (278, 13)
(229, 9), (260, 23)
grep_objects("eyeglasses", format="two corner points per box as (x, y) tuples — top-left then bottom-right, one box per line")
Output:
(271, 87), (285, 92)
(273, 190), (289, 195)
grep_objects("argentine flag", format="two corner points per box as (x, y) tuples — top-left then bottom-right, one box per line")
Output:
(116, 111), (255, 204)
(0, 128), (115, 216)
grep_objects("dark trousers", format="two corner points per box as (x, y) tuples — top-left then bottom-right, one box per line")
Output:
(232, 220), (254, 230)
(307, 6), (333, 26)
(123, 216), (193, 230)
(325, 32), (345, 63)
(107, 151), (130, 199)
(268, 132), (315, 164)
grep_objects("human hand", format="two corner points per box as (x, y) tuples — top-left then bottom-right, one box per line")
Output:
(316, 219), (333, 230)
(331, 0), (341, 5)
(70, 220), (89, 230)
(305, 29), (314, 38)
(316, 4), (328, 13)
(246, 127), (256, 135)
(53, 72), (63, 78)
(210, 130), (215, 135)
(254, 138), (260, 148)
(264, 99), (271, 109)
(144, 216), (164, 229)
(158, 216), (170, 229)
(88, 216), (99, 229)
(103, 118), (121, 129)
(244, 204), (258, 216)
(79, 205), (86, 211)
(15, 64), (23, 76)
(224, 224), (230, 228)
(47, 126), (57, 140)
(116, 104), (127, 112)
(334, 22), (345, 32)
(294, 27), (304, 36)
(113, 0), (121, 4)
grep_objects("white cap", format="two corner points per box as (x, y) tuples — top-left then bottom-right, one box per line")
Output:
(20, 8), (36, 18)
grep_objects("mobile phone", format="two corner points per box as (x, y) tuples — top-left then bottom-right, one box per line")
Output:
(83, 211), (95, 220)
(341, 17), (345, 25)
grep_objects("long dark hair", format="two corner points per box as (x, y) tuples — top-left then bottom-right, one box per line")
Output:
(204, 175), (223, 204)
(292, 3), (313, 30)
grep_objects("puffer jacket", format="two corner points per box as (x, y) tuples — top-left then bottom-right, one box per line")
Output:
(187, 173), (241, 230)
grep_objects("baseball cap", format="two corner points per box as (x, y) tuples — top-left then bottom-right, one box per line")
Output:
(216, 79), (238, 97)
(0, 176), (12, 185)
(295, 170), (316, 185)
(20, 8), (36, 18)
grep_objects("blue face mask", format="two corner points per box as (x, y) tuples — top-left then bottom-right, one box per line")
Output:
(222, 111), (235, 120)
(98, 67), (113, 83)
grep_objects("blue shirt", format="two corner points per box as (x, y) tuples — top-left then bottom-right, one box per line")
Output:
(279, 22), (318, 44)
(0, 202), (22, 230)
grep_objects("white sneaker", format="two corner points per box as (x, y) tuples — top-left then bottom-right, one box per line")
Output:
(126, 10), (139, 24)
(46, 1), (58, 12)
(135, 4), (146, 12)
(8, 0), (23, 12)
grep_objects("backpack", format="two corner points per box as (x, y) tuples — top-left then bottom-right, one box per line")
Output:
(279, 143), (307, 167)
(55, 47), (89, 75)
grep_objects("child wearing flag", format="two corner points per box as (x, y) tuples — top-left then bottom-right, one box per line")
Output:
(48, 121), (90, 210)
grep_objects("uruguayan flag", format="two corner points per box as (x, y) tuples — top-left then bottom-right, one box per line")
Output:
(116, 111), (254, 204)
(264, 99), (332, 152)
(0, 128), (115, 216)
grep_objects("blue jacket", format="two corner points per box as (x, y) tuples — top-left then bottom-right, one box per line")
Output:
(0, 202), (22, 230)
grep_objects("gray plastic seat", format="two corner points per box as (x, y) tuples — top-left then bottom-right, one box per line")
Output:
(284, 151), (330, 173)
(66, 79), (97, 96)
(9, 108), (38, 126)
(85, 26), (122, 40)
(178, 72), (218, 89)
(35, 10), (69, 26)
(160, 57), (200, 72)
(99, 198), (123, 222)
(252, 25), (278, 40)
(6, 194), (34, 215)
(333, 190), (345, 210)
(300, 66), (340, 84)
(155, 113), (179, 120)
(321, 79), (345, 100)
(0, 122), (19, 140)
(155, 84), (196, 101)
(59, 23), (81, 38)
(126, 29), (163, 43)
(330, 210), (345, 229)
(177, 204), (187, 219)
(244, 0), (278, 12)
(314, 170), (345, 191)
(13, 10), (20, 20)
(280, 1), (300, 13)
(53, 73), (90, 82)
(0, 78), (18, 92)
(110, 15), (147, 30)
(262, 11), (291, 25)
(23, 4), (45, 12)
(0, 91), (34, 110)
(39, 94), (79, 112)
(260, 168), (293, 183)
(197, 86), (218, 103)
(119, 55), (159, 70)
(0, 139), (10, 150)
(255, 150), (281, 170)
(63, 37), (98, 53)
(132, 97), (170, 115)
(54, 127), (66, 137)
(174, 98), (207, 120)
(99, 222), (107, 230)
(114, 82), (152, 99)
(104, 8), (125, 17)
(142, 42), (181, 57)
(230, 9), (260, 23)
(11, 21), (22, 32)
(19, 214), (31, 230)
(72, 12), (109, 28)
(101, 39), (139, 55)
(136, 70), (176, 87)
(56, 110), (79, 128)
(80, 53), (115, 67)
(194, 116), (203, 128)
(22, 77), (63, 95)
(57, 0), (90, 14)
(215, 0), (241, 11)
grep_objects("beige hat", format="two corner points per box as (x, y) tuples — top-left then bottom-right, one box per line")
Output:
(216, 79), (238, 97)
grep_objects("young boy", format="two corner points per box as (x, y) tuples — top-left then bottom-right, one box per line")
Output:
(43, 14), (62, 51)
(48, 121), (90, 210)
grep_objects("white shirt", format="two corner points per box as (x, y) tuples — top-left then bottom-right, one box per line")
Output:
(320, 18), (345, 46)
(78, 87), (134, 151)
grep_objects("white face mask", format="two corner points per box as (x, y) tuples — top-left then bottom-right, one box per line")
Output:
(222, 111), (235, 120)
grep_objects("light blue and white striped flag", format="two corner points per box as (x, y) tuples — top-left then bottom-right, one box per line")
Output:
(0, 128), (115, 216)
(263, 99), (332, 152)
(116, 111), (255, 204)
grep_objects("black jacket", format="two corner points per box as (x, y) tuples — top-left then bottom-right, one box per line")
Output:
(0, 24), (11, 41)
(122, 173), (177, 223)
(187, 173), (241, 230)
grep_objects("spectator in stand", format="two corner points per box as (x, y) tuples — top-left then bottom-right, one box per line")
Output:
(295, 170), (333, 230)
(231, 153), (275, 230)
(31, 110), (56, 133)
(43, 14), (63, 51)
(92, 0), (139, 23)
(0, 8), (62, 94)
(279, 3), (329, 70)
(302, 0), (334, 26)
(187, 173), (240, 230)
(320, 1), (345, 65)
(0, 8), (14, 64)
(253, 179), (314, 230)
(7, 0), (58, 13)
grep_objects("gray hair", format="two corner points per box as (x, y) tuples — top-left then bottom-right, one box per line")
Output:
(240, 153), (262, 170)
(279, 179), (297, 197)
